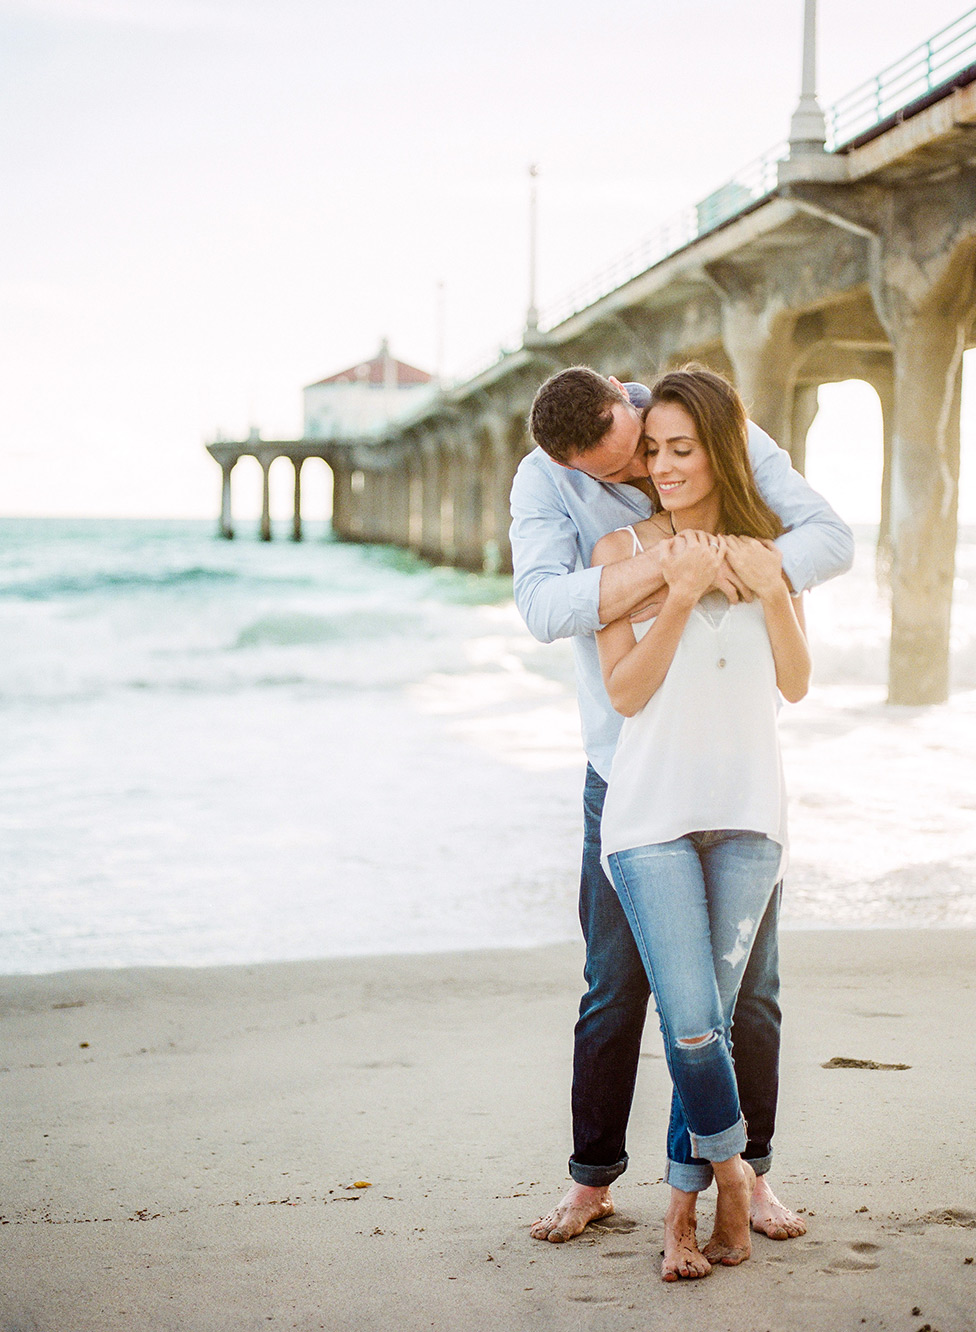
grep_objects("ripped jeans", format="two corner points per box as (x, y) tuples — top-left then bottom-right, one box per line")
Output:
(607, 831), (781, 1192)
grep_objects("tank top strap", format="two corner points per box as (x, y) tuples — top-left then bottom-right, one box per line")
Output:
(613, 524), (644, 556)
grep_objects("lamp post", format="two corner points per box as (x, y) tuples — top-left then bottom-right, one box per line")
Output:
(435, 279), (445, 386)
(789, 0), (827, 151)
(525, 163), (540, 338)
(779, 0), (846, 183)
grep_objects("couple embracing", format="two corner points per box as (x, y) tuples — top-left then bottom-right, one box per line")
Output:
(510, 364), (853, 1281)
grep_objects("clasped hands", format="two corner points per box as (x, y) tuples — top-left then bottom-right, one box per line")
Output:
(630, 531), (783, 623)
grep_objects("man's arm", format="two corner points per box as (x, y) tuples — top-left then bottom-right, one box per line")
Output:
(510, 457), (665, 644)
(598, 545), (668, 626)
(747, 421), (854, 591)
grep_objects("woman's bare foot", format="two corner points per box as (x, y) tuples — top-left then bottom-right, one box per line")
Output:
(530, 1183), (614, 1242)
(661, 1187), (711, 1281)
(750, 1172), (807, 1239)
(703, 1157), (755, 1266)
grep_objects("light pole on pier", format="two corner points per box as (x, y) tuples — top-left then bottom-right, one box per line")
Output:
(435, 279), (446, 386)
(779, 0), (846, 183)
(789, 0), (827, 150)
(525, 163), (541, 340)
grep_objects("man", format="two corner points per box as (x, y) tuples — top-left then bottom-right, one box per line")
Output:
(510, 366), (853, 1273)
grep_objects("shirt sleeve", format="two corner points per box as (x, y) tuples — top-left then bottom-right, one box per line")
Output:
(747, 421), (855, 592)
(509, 458), (605, 643)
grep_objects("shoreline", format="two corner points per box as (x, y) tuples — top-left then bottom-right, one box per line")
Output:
(0, 912), (971, 982)
(4, 930), (975, 1331)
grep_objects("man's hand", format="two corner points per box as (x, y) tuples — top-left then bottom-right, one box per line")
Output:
(712, 557), (753, 604)
(724, 536), (786, 601)
(629, 590), (669, 624)
(595, 537), (668, 626)
(628, 536), (751, 617)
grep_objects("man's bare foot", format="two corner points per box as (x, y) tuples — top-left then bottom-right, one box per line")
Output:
(661, 1187), (711, 1282)
(530, 1183), (614, 1242)
(703, 1157), (755, 1267)
(749, 1172), (807, 1240)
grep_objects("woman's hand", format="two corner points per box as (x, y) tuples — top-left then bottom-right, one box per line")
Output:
(723, 535), (786, 602)
(597, 528), (723, 716)
(660, 531), (726, 606)
(724, 536), (810, 702)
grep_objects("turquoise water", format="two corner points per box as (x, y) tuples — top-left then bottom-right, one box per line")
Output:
(0, 518), (517, 697)
(2, 518), (974, 975)
(0, 517), (512, 612)
(0, 518), (582, 974)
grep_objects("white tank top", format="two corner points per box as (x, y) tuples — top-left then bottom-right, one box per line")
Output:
(600, 527), (788, 876)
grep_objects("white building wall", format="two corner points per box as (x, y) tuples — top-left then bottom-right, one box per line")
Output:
(303, 382), (437, 440)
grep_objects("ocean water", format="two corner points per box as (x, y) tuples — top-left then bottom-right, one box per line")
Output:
(1, 517), (975, 976)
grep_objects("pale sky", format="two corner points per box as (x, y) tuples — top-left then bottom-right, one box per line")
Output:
(3, 0), (976, 521)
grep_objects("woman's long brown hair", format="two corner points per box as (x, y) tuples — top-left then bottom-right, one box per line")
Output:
(645, 364), (784, 540)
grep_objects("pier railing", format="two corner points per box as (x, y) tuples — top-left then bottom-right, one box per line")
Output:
(826, 7), (976, 148)
(539, 142), (786, 332)
(452, 5), (976, 382)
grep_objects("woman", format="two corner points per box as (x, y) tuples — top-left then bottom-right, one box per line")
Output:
(590, 365), (810, 1282)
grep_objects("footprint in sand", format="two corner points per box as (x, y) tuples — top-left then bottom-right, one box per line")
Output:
(905, 1207), (976, 1232)
(566, 1284), (621, 1305)
(822, 1241), (882, 1273)
(591, 1217), (638, 1235)
(600, 1250), (642, 1261)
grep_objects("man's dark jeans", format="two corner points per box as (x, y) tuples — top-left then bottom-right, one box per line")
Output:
(569, 763), (781, 1187)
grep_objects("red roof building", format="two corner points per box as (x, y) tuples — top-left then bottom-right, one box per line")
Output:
(303, 340), (436, 441)
(308, 341), (432, 389)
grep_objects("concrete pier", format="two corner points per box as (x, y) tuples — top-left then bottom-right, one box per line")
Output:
(205, 439), (352, 547)
(207, 32), (976, 705)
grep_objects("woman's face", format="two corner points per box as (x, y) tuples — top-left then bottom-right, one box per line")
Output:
(642, 400), (717, 518)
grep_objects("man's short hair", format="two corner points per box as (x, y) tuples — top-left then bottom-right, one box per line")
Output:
(528, 367), (629, 464)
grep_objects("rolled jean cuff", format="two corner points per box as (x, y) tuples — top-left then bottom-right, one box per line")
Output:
(665, 1159), (714, 1193)
(688, 1115), (747, 1164)
(744, 1150), (772, 1177)
(569, 1152), (628, 1188)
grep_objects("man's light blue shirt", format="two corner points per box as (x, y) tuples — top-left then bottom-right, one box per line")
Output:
(510, 385), (854, 780)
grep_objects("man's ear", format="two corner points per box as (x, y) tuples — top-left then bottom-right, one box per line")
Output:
(608, 376), (627, 396)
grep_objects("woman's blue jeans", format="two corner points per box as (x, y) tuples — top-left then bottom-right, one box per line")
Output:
(608, 830), (781, 1192)
(569, 766), (782, 1193)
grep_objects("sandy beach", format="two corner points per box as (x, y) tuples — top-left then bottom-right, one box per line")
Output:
(3, 929), (975, 1332)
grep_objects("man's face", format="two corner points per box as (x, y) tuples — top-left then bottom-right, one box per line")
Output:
(559, 401), (649, 484)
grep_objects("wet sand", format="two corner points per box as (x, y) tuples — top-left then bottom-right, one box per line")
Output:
(3, 929), (975, 1332)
